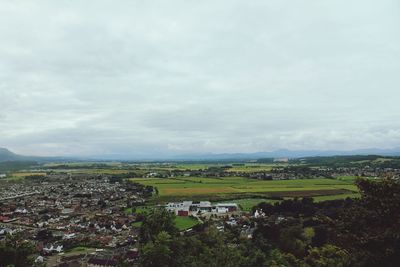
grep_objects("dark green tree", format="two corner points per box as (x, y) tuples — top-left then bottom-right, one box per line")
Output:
(337, 178), (400, 267)
(140, 231), (173, 267)
(139, 208), (178, 243)
(304, 245), (349, 267)
(0, 233), (36, 267)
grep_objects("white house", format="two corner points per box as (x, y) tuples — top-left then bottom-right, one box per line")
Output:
(166, 201), (238, 215)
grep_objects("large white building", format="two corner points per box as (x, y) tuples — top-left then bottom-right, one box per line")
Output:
(166, 201), (238, 216)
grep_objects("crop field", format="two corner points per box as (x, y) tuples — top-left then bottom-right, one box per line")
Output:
(131, 216), (199, 230)
(132, 177), (358, 203)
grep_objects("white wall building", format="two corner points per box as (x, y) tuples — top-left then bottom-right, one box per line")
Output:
(166, 201), (238, 215)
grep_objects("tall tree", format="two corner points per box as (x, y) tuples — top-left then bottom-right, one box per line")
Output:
(0, 233), (36, 267)
(140, 231), (173, 267)
(337, 178), (400, 267)
(139, 208), (178, 243)
(304, 245), (349, 267)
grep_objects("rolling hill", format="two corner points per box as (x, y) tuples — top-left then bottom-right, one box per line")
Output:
(0, 147), (28, 162)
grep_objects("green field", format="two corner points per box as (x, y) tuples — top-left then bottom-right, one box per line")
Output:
(131, 177), (358, 203)
(131, 216), (199, 230)
(174, 216), (200, 230)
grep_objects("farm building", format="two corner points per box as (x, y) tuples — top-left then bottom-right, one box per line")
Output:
(177, 210), (189, 216)
(216, 203), (238, 212)
(166, 201), (238, 216)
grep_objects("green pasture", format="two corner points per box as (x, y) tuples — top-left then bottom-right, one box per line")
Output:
(131, 177), (358, 202)
(131, 216), (199, 231)
(175, 216), (200, 230)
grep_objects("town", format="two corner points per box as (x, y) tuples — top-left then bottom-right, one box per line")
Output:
(1, 154), (400, 267)
(0, 175), (147, 266)
(0, 173), (246, 266)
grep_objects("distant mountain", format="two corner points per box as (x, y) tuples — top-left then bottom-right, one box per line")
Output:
(0, 147), (29, 162)
(0, 148), (78, 163)
(2, 147), (400, 162)
(171, 148), (400, 161)
(93, 148), (400, 161)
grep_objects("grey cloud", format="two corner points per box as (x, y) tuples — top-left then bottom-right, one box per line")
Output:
(0, 0), (399, 157)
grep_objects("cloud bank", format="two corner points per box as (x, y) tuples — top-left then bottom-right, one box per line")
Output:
(0, 0), (399, 157)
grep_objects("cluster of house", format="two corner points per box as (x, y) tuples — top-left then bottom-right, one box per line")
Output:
(0, 174), (146, 267)
(166, 201), (239, 216)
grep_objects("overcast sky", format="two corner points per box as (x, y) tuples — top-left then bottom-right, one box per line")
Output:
(0, 1), (399, 157)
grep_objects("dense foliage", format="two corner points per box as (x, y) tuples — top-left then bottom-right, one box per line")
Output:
(0, 233), (38, 267)
(137, 178), (400, 267)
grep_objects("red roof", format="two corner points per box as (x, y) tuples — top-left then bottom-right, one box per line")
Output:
(0, 216), (9, 222)
(178, 210), (189, 216)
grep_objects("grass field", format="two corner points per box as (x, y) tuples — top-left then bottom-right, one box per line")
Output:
(131, 216), (199, 230)
(174, 216), (200, 230)
(132, 177), (358, 203)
